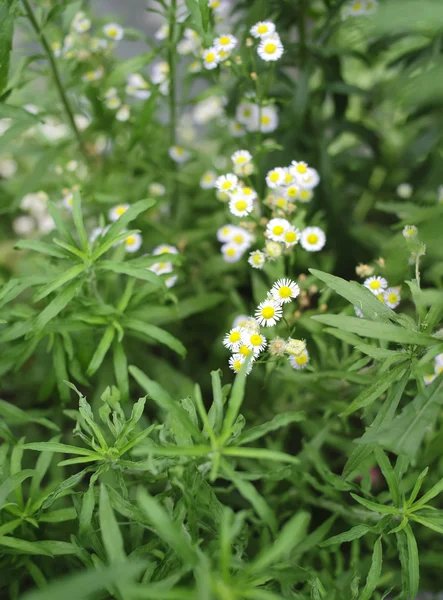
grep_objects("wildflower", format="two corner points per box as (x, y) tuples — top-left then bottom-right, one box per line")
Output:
(166, 276), (178, 288)
(265, 241), (283, 259)
(229, 353), (254, 374)
(229, 120), (246, 137)
(126, 74), (151, 99)
(233, 314), (250, 328)
(124, 232), (142, 253)
(258, 105), (279, 133)
(291, 161), (309, 175)
(153, 244), (179, 255)
(215, 173), (238, 193)
(188, 61), (202, 74)
(151, 61), (169, 85)
(236, 101), (259, 126)
(90, 226), (109, 242)
(229, 196), (254, 217)
(424, 374), (437, 386)
(242, 318), (261, 333)
(149, 261), (173, 276)
(38, 215), (56, 234)
(20, 191), (48, 218)
(217, 224), (237, 243)
(269, 337), (286, 356)
(73, 17), (91, 33)
(403, 225), (418, 239)
(384, 287), (401, 309)
(149, 183), (166, 196)
(356, 263), (374, 278)
(271, 279), (300, 304)
(214, 34), (237, 52)
(193, 96), (224, 124)
(109, 204), (130, 221)
(298, 188), (313, 203)
(241, 331), (267, 355)
(267, 218), (290, 242)
(116, 105), (130, 121)
(397, 183), (413, 199)
(283, 184), (300, 200)
(255, 299), (283, 327)
(203, 47), (221, 70)
(296, 168), (320, 189)
(436, 354), (443, 367)
(286, 339), (306, 356)
(300, 227), (326, 252)
(103, 23), (124, 40)
(266, 167), (286, 188)
(63, 192), (74, 210)
(250, 21), (276, 39)
(169, 146), (190, 163)
(248, 250), (266, 269)
(238, 185), (257, 201)
(289, 350), (309, 370)
(155, 24), (169, 40)
(105, 96), (121, 110)
(200, 170), (217, 189)
(257, 34), (284, 61)
(82, 67), (104, 82)
(231, 150), (252, 167)
(282, 226), (300, 247)
(223, 327), (244, 352)
(13, 216), (35, 236)
(364, 276), (388, 294)
(222, 242), (243, 263)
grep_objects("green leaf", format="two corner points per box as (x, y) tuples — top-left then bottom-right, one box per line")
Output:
(208, 370), (224, 435)
(113, 339), (129, 402)
(312, 314), (438, 346)
(21, 442), (101, 457)
(33, 264), (87, 302)
(0, 103), (40, 123)
(411, 514), (443, 534)
(360, 537), (382, 600)
(124, 319), (186, 357)
(219, 356), (251, 445)
(15, 239), (67, 258)
(86, 325), (115, 376)
(411, 475), (443, 511)
(0, 470), (34, 508)
(137, 487), (197, 564)
(237, 412), (305, 445)
(403, 525), (420, 600)
(321, 524), (375, 548)
(33, 279), (82, 333)
(350, 494), (398, 515)
(53, 335), (70, 402)
(72, 190), (88, 252)
(105, 52), (156, 86)
(0, 0), (18, 94)
(0, 536), (53, 556)
(99, 484), (126, 563)
(222, 447), (299, 465)
(374, 448), (400, 507)
(98, 261), (164, 287)
(407, 467), (429, 507)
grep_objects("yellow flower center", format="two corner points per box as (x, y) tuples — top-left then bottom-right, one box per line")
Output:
(222, 180), (232, 190)
(377, 293), (384, 302)
(242, 187), (252, 195)
(287, 187), (298, 197)
(222, 227), (230, 235)
(296, 353), (307, 365)
(233, 359), (242, 372)
(269, 172), (279, 182)
(253, 254), (262, 264)
(116, 206), (127, 215)
(126, 236), (136, 245)
(206, 52), (216, 62)
(261, 115), (271, 125)
(388, 293), (398, 304)
(265, 43), (277, 54)
(236, 156), (247, 164)
(285, 231), (297, 243)
(296, 164), (307, 174)
(261, 306), (275, 319)
(239, 345), (251, 356)
(235, 200), (248, 211)
(233, 234), (244, 244)
(436, 365), (443, 375)
(243, 108), (251, 117)
(175, 147), (183, 155)
(278, 286), (292, 298)
(284, 173), (293, 184)
(352, 2), (362, 10)
(250, 334), (262, 346)
(108, 28), (118, 37)
(226, 248), (236, 257)
(219, 36), (230, 45)
(257, 25), (268, 34)
(369, 280), (381, 290)
(307, 233), (319, 245)
(86, 72), (95, 80)
(300, 190), (310, 200)
(229, 331), (241, 343)
(272, 225), (284, 236)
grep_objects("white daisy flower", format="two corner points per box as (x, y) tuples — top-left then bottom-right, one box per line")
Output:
(223, 327), (244, 352)
(229, 353), (254, 374)
(214, 34), (237, 52)
(151, 61), (169, 85)
(403, 225), (418, 239)
(73, 18), (91, 33)
(298, 188), (314, 203)
(103, 23), (124, 40)
(424, 373), (437, 386)
(255, 300), (283, 327)
(189, 60), (202, 74)
(229, 196), (254, 217)
(232, 314), (250, 329)
(236, 101), (259, 126)
(149, 261), (173, 276)
(435, 353), (443, 368)
(241, 331), (267, 355)
(169, 146), (190, 163)
(155, 24), (169, 40)
(221, 243), (243, 263)
(105, 96), (121, 110)
(200, 170), (217, 189)
(109, 204), (130, 221)
(242, 318), (261, 333)
(397, 183), (413, 199)
(229, 120), (246, 138)
(124, 232), (142, 253)
(364, 276), (388, 295)
(293, 167), (320, 189)
(300, 227), (326, 252)
(248, 250), (266, 269)
(250, 21), (276, 39)
(283, 184), (300, 200)
(230, 227), (253, 249)
(238, 185), (257, 202)
(153, 244), (179, 255)
(149, 183), (166, 196)
(257, 34), (284, 62)
(231, 150), (252, 167)
(38, 215), (55, 233)
(82, 67), (104, 82)
(265, 241), (283, 260)
(203, 47), (221, 70)
(289, 350), (309, 370)
(266, 167), (286, 188)
(116, 105), (130, 121)
(217, 224), (237, 243)
(13, 216), (35, 236)
(63, 192), (74, 211)
(90, 226), (110, 242)
(267, 218), (290, 242)
(384, 287), (401, 309)
(258, 105), (279, 133)
(290, 160), (309, 175)
(215, 173), (238, 193)
(271, 278), (300, 304)
(282, 226), (300, 248)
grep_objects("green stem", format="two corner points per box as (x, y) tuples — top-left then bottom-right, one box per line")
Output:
(21, 0), (84, 152)
(167, 0), (177, 148)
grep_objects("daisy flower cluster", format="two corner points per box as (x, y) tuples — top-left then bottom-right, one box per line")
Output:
(102, 73), (152, 122)
(234, 97), (279, 134)
(148, 244), (180, 289)
(424, 354), (443, 386)
(211, 156), (325, 266)
(250, 21), (284, 62)
(14, 191), (55, 237)
(223, 279), (310, 375)
(353, 274), (402, 317)
(342, 0), (378, 18)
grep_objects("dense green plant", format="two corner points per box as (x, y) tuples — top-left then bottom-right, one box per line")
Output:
(2, 0), (443, 599)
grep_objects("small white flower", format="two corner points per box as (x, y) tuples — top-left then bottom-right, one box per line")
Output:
(149, 182), (166, 196)
(229, 120), (246, 138)
(229, 353), (254, 374)
(37, 215), (56, 234)
(109, 204), (130, 222)
(214, 33), (237, 52)
(153, 244), (179, 256)
(217, 224), (237, 243)
(248, 250), (266, 269)
(229, 196), (253, 218)
(384, 287), (401, 309)
(231, 150), (252, 167)
(236, 101), (259, 126)
(105, 96), (121, 110)
(397, 183), (413, 199)
(257, 105), (279, 133)
(298, 188), (313, 203)
(215, 173), (238, 193)
(271, 278), (300, 304)
(90, 226), (110, 242)
(73, 17), (91, 33)
(286, 339), (306, 356)
(267, 218), (290, 242)
(232, 314), (250, 329)
(203, 47), (221, 70)
(266, 167), (286, 188)
(283, 184), (300, 201)
(221, 243), (243, 263)
(124, 232), (142, 253)
(169, 146), (190, 163)
(13, 216), (35, 236)
(402, 225), (418, 239)
(155, 24), (169, 40)
(238, 185), (257, 202)
(364, 276), (388, 295)
(290, 160), (309, 176)
(149, 261), (173, 276)
(250, 21), (276, 39)
(223, 327), (244, 352)
(200, 170), (217, 189)
(424, 373), (437, 386)
(165, 275), (178, 288)
(82, 67), (104, 82)
(63, 192), (74, 211)
(151, 61), (169, 84)
(265, 241), (283, 260)
(289, 350), (309, 370)
(435, 353), (443, 368)
(300, 227), (326, 252)
(103, 23), (124, 40)
(255, 300), (283, 327)
(116, 105), (130, 121)
(282, 226), (300, 248)
(296, 167), (320, 189)
(257, 34), (284, 62)
(241, 331), (267, 355)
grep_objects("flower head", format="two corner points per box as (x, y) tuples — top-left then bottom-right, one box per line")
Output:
(222, 242), (243, 263)
(109, 204), (130, 222)
(214, 34), (237, 52)
(266, 167), (286, 189)
(203, 47), (221, 70)
(231, 150), (252, 167)
(255, 299), (283, 327)
(403, 225), (418, 239)
(289, 350), (309, 370)
(300, 227), (326, 252)
(241, 331), (267, 355)
(229, 353), (254, 374)
(271, 279), (300, 304)
(269, 337), (286, 356)
(257, 34), (284, 61)
(364, 276), (388, 295)
(286, 338), (306, 356)
(267, 218), (290, 242)
(248, 250), (266, 269)
(153, 244), (179, 256)
(169, 146), (190, 163)
(116, 105), (130, 121)
(124, 232), (142, 253)
(384, 287), (401, 309)
(282, 226), (300, 247)
(215, 173), (239, 193)
(200, 170), (217, 189)
(397, 183), (413, 199)
(223, 327), (244, 352)
(250, 21), (276, 38)
(229, 196), (253, 217)
(103, 23), (124, 40)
